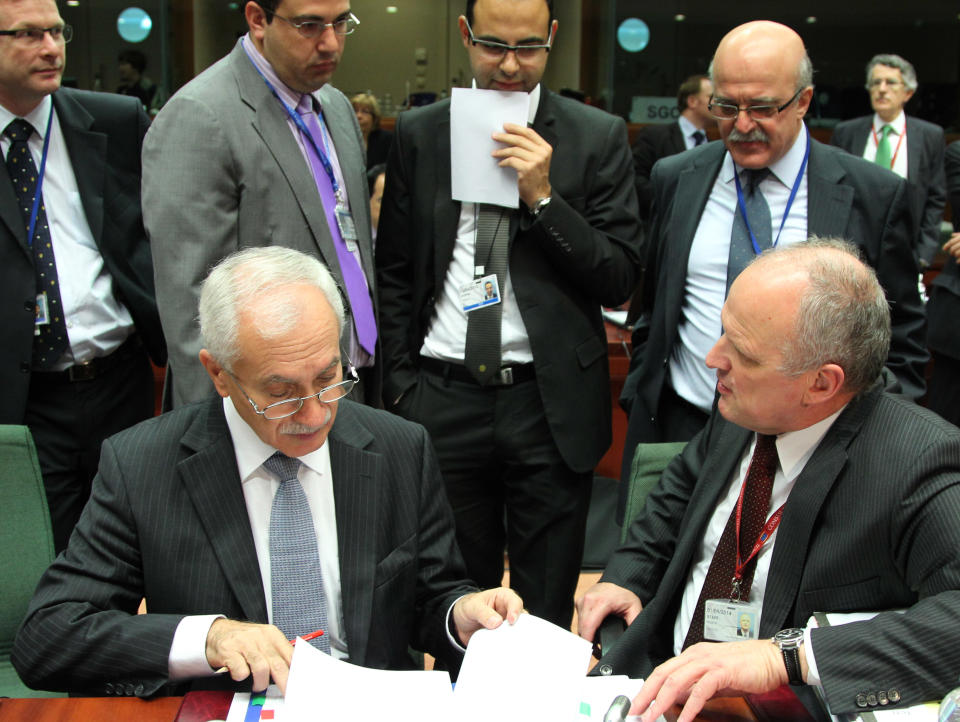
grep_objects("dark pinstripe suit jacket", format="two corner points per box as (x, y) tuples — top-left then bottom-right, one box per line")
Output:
(596, 384), (960, 714)
(12, 398), (475, 696)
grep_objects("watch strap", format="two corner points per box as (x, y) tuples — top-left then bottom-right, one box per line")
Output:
(781, 645), (803, 685)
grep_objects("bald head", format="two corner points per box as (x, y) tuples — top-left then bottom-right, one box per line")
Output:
(709, 21), (813, 169)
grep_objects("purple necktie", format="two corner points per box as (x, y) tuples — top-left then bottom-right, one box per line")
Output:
(297, 95), (377, 355)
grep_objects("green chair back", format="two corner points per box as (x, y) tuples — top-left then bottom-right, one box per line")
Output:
(620, 441), (688, 544)
(0, 424), (64, 698)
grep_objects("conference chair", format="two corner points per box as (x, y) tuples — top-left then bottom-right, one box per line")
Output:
(0, 424), (63, 698)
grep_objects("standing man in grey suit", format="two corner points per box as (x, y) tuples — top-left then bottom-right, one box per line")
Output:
(618, 22), (927, 506)
(579, 240), (960, 719)
(0, 0), (165, 552)
(377, 0), (641, 628)
(143, 0), (379, 408)
(632, 74), (714, 221)
(831, 54), (945, 270)
(12, 246), (522, 697)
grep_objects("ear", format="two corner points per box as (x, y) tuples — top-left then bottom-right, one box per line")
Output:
(802, 363), (845, 406)
(458, 15), (471, 49)
(795, 87), (813, 118)
(903, 88), (915, 104)
(245, 1), (268, 41)
(199, 349), (231, 399)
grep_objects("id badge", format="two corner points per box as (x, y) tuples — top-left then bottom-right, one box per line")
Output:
(703, 599), (761, 642)
(335, 204), (358, 250)
(35, 291), (50, 335)
(459, 273), (501, 313)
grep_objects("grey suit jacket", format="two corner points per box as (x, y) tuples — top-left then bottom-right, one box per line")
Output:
(598, 385), (960, 714)
(11, 398), (474, 696)
(831, 115), (946, 267)
(627, 137), (927, 432)
(143, 40), (377, 408)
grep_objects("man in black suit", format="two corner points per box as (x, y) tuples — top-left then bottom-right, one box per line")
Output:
(618, 21), (926, 502)
(926, 140), (960, 427)
(12, 246), (522, 697)
(579, 240), (960, 719)
(831, 54), (946, 269)
(377, 0), (641, 628)
(632, 74), (714, 221)
(0, 0), (165, 551)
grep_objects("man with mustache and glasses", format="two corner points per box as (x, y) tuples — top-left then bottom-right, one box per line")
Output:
(617, 21), (926, 514)
(0, 0), (165, 552)
(13, 246), (522, 697)
(143, 0), (380, 411)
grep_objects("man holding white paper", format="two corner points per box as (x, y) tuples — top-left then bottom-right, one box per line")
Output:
(376, 0), (641, 628)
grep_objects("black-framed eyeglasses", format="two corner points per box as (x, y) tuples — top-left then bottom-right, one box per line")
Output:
(707, 87), (805, 121)
(0, 24), (72, 44)
(462, 17), (553, 61)
(270, 11), (359, 38)
(228, 363), (358, 420)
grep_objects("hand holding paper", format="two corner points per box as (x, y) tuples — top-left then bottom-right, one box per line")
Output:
(492, 122), (553, 208)
(205, 618), (293, 694)
(451, 586), (524, 646)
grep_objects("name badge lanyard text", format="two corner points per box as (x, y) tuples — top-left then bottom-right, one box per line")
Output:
(733, 126), (810, 256)
(730, 474), (785, 602)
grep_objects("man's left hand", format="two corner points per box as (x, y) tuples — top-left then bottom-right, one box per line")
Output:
(452, 587), (524, 646)
(492, 122), (552, 209)
(628, 640), (791, 722)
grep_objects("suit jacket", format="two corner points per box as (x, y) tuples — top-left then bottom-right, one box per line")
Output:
(627, 137), (927, 431)
(376, 89), (642, 473)
(831, 115), (946, 267)
(11, 398), (475, 696)
(143, 40), (378, 408)
(0, 88), (165, 423)
(927, 140), (960, 359)
(597, 385), (960, 714)
(631, 121), (686, 220)
(366, 127), (393, 168)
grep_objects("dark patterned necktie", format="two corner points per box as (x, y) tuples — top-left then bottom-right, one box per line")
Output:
(5, 118), (68, 368)
(682, 434), (778, 648)
(464, 204), (511, 384)
(265, 452), (331, 654)
(692, 130), (706, 146)
(726, 167), (772, 293)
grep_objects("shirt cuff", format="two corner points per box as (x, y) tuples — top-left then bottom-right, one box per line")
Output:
(168, 614), (225, 681)
(803, 624), (822, 688)
(446, 594), (471, 652)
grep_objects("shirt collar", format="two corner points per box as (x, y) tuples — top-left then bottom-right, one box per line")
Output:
(872, 110), (906, 134)
(241, 33), (320, 112)
(772, 404), (846, 479)
(222, 396), (330, 482)
(470, 79), (541, 125)
(722, 122), (808, 188)
(0, 94), (53, 140)
(677, 114), (700, 140)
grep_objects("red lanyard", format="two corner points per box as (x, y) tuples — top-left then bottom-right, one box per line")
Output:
(871, 123), (906, 170)
(730, 474), (785, 601)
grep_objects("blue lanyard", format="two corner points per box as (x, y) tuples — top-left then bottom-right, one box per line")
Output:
(241, 40), (341, 199)
(732, 126), (809, 255)
(24, 102), (54, 248)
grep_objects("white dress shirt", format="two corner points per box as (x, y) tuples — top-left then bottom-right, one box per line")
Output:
(0, 95), (134, 369)
(420, 84), (542, 365)
(861, 111), (908, 180)
(671, 128), (810, 412)
(678, 115), (705, 150)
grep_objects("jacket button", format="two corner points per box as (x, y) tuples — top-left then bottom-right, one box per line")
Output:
(888, 689), (901, 703)
(598, 664), (613, 676)
(124, 682), (135, 695)
(135, 683), (145, 696)
(867, 693), (878, 707)
(856, 693), (867, 708)
(104, 682), (114, 695)
(878, 691), (889, 706)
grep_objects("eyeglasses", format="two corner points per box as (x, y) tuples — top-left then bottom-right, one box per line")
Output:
(462, 17), (553, 61)
(228, 364), (358, 420)
(708, 87), (805, 121)
(867, 78), (903, 89)
(270, 11), (359, 38)
(0, 24), (72, 44)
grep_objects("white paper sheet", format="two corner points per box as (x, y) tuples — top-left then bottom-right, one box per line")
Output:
(450, 87), (530, 207)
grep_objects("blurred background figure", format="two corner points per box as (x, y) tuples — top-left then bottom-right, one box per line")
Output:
(367, 163), (386, 239)
(351, 92), (393, 167)
(116, 48), (167, 120)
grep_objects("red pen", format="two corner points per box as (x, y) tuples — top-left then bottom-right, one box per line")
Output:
(290, 629), (324, 645)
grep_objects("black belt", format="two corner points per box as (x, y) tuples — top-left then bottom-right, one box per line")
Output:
(419, 356), (535, 386)
(33, 334), (145, 383)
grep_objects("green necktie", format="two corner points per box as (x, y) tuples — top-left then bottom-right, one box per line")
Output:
(875, 124), (893, 169)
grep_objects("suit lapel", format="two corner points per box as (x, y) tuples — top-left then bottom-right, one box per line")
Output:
(433, 112), (461, 292)
(0, 145), (28, 255)
(669, 122), (686, 155)
(327, 402), (379, 666)
(52, 90), (106, 245)
(178, 399), (268, 623)
(807, 140), (854, 238)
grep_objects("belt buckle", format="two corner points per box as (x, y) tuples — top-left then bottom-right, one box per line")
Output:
(67, 362), (97, 382)
(497, 367), (514, 385)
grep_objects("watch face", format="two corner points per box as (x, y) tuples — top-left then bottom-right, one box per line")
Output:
(775, 628), (805, 647)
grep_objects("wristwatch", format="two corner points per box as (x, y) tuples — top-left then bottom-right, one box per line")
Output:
(773, 628), (805, 685)
(527, 195), (552, 218)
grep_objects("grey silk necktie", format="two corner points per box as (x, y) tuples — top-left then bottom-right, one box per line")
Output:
(464, 204), (511, 384)
(727, 168), (772, 293)
(265, 451), (331, 654)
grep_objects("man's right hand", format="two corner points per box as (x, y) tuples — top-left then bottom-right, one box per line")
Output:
(205, 619), (293, 694)
(575, 581), (643, 642)
(944, 232), (960, 260)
